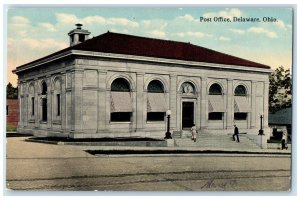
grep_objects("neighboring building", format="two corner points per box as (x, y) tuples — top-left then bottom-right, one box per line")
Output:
(13, 24), (272, 140)
(6, 99), (19, 127)
(269, 107), (292, 142)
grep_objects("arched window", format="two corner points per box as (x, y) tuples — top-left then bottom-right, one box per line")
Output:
(234, 85), (247, 96)
(42, 81), (47, 95)
(54, 78), (61, 117)
(111, 78), (130, 92)
(41, 81), (47, 121)
(234, 85), (249, 120)
(209, 83), (222, 95)
(147, 80), (164, 93)
(147, 80), (166, 121)
(110, 78), (132, 122)
(28, 84), (35, 117)
(208, 83), (224, 120)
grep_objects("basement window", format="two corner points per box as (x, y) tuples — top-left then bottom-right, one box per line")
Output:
(147, 112), (165, 121)
(111, 112), (131, 122)
(234, 113), (247, 120)
(208, 112), (223, 120)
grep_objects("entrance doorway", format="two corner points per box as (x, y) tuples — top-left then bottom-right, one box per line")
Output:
(182, 101), (194, 129)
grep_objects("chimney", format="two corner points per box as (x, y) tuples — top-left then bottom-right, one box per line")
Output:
(68, 23), (91, 46)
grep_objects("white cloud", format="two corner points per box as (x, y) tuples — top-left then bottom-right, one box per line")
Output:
(203, 8), (242, 19)
(11, 16), (30, 24)
(55, 13), (139, 28)
(229, 28), (245, 34)
(173, 31), (212, 38)
(82, 16), (106, 25)
(275, 19), (288, 30)
(38, 23), (57, 32)
(107, 18), (139, 28)
(56, 13), (78, 24)
(142, 20), (151, 27)
(276, 20), (285, 29)
(10, 16), (31, 29)
(110, 28), (129, 34)
(149, 30), (166, 38)
(219, 36), (231, 41)
(7, 37), (14, 48)
(176, 14), (197, 22)
(21, 38), (68, 50)
(248, 26), (278, 38)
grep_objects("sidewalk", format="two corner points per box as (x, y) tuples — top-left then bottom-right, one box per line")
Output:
(23, 137), (291, 156)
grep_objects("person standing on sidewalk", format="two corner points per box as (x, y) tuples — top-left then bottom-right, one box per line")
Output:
(281, 130), (288, 150)
(232, 125), (240, 142)
(191, 124), (197, 142)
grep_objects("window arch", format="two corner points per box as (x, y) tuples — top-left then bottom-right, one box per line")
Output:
(111, 78), (130, 92)
(209, 83), (222, 95)
(234, 85), (247, 96)
(147, 80), (164, 93)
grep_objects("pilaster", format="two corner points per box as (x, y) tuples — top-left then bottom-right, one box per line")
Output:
(71, 69), (83, 132)
(136, 73), (144, 130)
(97, 70), (107, 131)
(200, 77), (207, 129)
(170, 74), (177, 130)
(61, 72), (66, 130)
(46, 77), (52, 129)
(226, 79), (233, 129)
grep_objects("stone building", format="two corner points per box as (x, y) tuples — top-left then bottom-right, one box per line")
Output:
(13, 24), (272, 140)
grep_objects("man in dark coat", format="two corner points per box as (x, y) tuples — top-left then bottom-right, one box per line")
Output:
(232, 125), (240, 142)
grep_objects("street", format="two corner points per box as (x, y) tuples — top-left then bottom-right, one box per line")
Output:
(6, 137), (291, 191)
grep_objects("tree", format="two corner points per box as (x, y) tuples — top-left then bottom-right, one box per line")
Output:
(269, 66), (292, 113)
(6, 82), (18, 99)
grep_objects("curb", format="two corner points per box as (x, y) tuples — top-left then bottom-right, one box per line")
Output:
(86, 149), (291, 155)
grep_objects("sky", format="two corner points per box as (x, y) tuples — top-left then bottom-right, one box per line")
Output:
(6, 6), (293, 86)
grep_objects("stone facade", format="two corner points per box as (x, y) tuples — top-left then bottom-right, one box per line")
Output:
(13, 27), (272, 141)
(14, 50), (271, 139)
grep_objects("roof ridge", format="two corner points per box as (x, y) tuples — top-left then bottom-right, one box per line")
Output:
(104, 31), (191, 45)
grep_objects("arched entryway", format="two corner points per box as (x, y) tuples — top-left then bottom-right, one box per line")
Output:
(179, 82), (197, 129)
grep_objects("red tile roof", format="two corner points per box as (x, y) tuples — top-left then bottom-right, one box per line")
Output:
(16, 31), (270, 70)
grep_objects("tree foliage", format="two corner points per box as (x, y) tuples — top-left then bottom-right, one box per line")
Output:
(6, 82), (18, 99)
(269, 66), (292, 113)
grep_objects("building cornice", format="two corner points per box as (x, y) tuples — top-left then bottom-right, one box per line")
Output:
(71, 50), (273, 74)
(13, 49), (273, 75)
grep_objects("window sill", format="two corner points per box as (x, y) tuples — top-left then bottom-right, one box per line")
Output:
(28, 119), (35, 123)
(53, 120), (62, 125)
(40, 121), (47, 124)
(110, 121), (132, 124)
(146, 121), (165, 124)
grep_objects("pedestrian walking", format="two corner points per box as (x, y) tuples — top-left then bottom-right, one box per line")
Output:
(232, 125), (240, 142)
(281, 130), (288, 150)
(191, 123), (197, 142)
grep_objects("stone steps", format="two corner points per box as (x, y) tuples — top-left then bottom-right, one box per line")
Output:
(174, 133), (261, 149)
